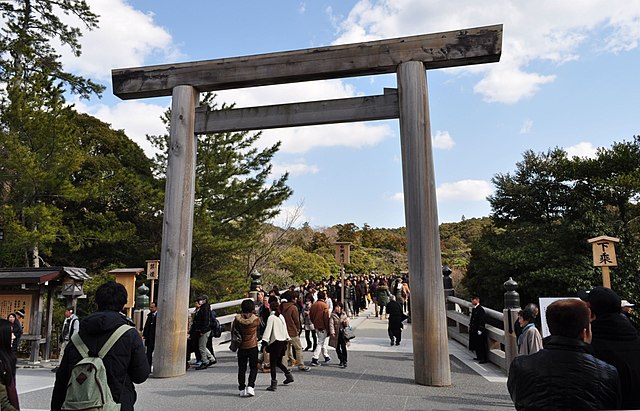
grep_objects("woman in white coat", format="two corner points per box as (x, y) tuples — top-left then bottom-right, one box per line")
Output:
(261, 296), (292, 391)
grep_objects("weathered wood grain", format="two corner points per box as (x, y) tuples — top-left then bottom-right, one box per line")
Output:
(113, 25), (502, 99)
(153, 86), (198, 378)
(397, 61), (451, 386)
(194, 89), (399, 133)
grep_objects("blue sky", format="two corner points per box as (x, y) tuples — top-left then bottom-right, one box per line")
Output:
(62, 0), (640, 228)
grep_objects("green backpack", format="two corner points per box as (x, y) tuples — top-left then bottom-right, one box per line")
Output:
(62, 324), (132, 411)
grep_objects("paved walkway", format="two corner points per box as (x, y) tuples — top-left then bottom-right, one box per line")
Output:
(17, 306), (513, 411)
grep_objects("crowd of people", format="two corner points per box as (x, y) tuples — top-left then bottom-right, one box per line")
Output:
(3, 273), (639, 409)
(227, 273), (411, 396)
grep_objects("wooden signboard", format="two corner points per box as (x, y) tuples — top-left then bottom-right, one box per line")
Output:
(0, 294), (32, 333)
(334, 242), (351, 265)
(146, 260), (160, 280)
(587, 235), (620, 288)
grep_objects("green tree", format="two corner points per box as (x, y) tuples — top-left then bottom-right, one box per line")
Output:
(0, 0), (104, 268)
(465, 138), (640, 310)
(148, 94), (292, 300)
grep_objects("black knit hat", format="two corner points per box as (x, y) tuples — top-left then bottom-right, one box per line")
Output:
(577, 286), (621, 316)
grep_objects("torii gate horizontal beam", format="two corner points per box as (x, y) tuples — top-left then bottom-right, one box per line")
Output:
(194, 88), (399, 134)
(112, 24), (502, 100)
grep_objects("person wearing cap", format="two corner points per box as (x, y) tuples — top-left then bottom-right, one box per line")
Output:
(580, 286), (640, 410)
(51, 307), (79, 373)
(508, 298), (621, 410)
(621, 300), (634, 319)
(189, 295), (215, 370)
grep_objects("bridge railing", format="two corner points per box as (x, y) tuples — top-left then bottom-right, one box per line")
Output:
(446, 295), (508, 372)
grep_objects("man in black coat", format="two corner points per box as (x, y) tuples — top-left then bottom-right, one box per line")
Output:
(468, 296), (488, 363)
(580, 286), (640, 410)
(142, 301), (157, 367)
(508, 298), (621, 410)
(386, 295), (406, 346)
(51, 281), (150, 411)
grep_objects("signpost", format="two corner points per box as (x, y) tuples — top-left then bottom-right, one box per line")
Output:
(146, 259), (160, 302)
(334, 242), (351, 304)
(587, 236), (619, 288)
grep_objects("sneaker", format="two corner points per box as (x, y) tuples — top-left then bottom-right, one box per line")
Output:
(310, 359), (320, 366)
(395, 342), (400, 346)
(343, 362), (348, 368)
(246, 386), (255, 397)
(195, 362), (208, 370)
(390, 340), (394, 346)
(298, 366), (311, 372)
(339, 362), (344, 367)
(239, 389), (247, 397)
(324, 356), (331, 363)
(208, 359), (217, 366)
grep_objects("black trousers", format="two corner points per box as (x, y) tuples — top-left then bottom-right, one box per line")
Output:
(237, 347), (259, 390)
(267, 340), (289, 381)
(336, 333), (347, 364)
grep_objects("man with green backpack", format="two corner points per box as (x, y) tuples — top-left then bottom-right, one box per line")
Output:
(51, 281), (150, 411)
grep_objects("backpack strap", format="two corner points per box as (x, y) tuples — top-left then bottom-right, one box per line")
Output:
(71, 332), (90, 359)
(98, 324), (133, 358)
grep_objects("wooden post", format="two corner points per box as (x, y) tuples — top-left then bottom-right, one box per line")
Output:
(44, 287), (54, 361)
(397, 61), (451, 386)
(602, 266), (611, 288)
(153, 85), (198, 378)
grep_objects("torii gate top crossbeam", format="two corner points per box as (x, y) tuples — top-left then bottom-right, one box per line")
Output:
(112, 24), (502, 100)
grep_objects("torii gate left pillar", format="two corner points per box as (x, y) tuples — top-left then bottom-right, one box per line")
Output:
(112, 24), (502, 385)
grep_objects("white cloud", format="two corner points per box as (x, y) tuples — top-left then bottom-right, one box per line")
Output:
(272, 161), (320, 177)
(565, 142), (598, 159)
(333, 0), (640, 104)
(520, 118), (533, 134)
(390, 192), (404, 202)
(299, 2), (307, 14)
(59, 0), (181, 81)
(433, 130), (455, 149)
(437, 180), (494, 201)
(270, 203), (309, 228)
(74, 99), (168, 157)
(390, 179), (493, 202)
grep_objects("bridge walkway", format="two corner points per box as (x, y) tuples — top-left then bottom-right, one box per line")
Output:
(16, 305), (513, 411)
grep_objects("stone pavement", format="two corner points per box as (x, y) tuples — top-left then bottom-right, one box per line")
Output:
(17, 306), (514, 411)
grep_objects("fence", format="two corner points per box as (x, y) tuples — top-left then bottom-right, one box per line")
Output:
(446, 295), (509, 372)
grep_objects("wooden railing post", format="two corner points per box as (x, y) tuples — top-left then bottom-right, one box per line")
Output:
(503, 277), (520, 373)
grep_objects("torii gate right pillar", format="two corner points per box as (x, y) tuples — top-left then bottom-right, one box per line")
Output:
(398, 61), (451, 386)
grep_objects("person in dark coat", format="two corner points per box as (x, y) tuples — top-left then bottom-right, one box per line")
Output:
(468, 296), (488, 363)
(6, 313), (21, 354)
(386, 295), (406, 346)
(142, 301), (157, 367)
(579, 286), (640, 410)
(51, 281), (150, 411)
(508, 298), (621, 411)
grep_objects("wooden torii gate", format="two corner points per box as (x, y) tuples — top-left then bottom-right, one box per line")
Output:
(112, 24), (502, 386)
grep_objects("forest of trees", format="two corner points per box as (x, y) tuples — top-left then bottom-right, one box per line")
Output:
(0, 1), (638, 325)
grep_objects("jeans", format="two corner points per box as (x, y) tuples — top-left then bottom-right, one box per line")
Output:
(237, 347), (258, 390)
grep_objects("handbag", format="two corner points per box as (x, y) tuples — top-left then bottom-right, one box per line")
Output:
(342, 325), (355, 340)
(229, 320), (242, 352)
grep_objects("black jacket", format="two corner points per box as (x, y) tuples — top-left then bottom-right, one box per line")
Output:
(386, 300), (405, 331)
(142, 311), (157, 348)
(468, 304), (486, 351)
(51, 310), (150, 411)
(507, 335), (621, 410)
(190, 303), (210, 336)
(591, 313), (640, 410)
